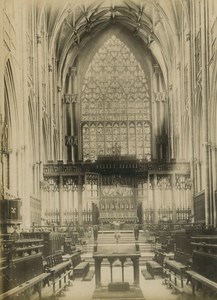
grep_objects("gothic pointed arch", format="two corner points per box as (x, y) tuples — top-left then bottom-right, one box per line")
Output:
(210, 56), (217, 144)
(3, 59), (19, 194)
(28, 97), (36, 162)
(42, 117), (48, 163)
(80, 34), (152, 161)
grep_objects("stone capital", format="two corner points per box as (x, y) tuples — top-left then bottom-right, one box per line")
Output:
(48, 64), (53, 72)
(62, 94), (77, 104)
(108, 257), (116, 265)
(36, 34), (42, 44)
(186, 32), (191, 41)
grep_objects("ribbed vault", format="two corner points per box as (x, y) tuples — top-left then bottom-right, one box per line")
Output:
(38, 0), (190, 88)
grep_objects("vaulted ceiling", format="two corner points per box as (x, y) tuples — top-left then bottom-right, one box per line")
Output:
(38, 0), (190, 86)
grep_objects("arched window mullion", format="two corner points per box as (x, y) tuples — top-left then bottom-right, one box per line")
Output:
(80, 35), (151, 161)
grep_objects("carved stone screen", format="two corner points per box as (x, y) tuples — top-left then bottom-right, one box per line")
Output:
(81, 35), (151, 161)
(99, 175), (137, 222)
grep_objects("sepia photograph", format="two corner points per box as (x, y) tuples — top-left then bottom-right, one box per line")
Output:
(0, 0), (217, 299)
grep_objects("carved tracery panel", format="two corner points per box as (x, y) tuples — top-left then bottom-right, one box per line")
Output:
(81, 35), (151, 161)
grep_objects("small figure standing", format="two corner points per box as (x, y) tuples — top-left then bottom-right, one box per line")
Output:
(93, 225), (98, 241)
(114, 230), (121, 253)
(87, 226), (92, 243)
(134, 224), (140, 241)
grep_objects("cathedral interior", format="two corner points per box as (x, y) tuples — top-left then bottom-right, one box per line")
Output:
(0, 0), (217, 299)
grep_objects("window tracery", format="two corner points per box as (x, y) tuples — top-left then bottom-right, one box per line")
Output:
(81, 35), (151, 161)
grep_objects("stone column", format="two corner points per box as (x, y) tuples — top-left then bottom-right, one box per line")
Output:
(71, 68), (77, 162)
(108, 258), (115, 282)
(72, 187), (75, 225)
(57, 85), (63, 160)
(209, 144), (214, 226)
(201, 0), (210, 226)
(94, 258), (102, 287)
(59, 176), (63, 226)
(48, 63), (54, 160)
(36, 34), (43, 179)
(171, 173), (177, 222)
(214, 148), (217, 227)
(99, 259), (102, 285)
(0, 0), (4, 200)
(120, 258), (126, 282)
(153, 174), (158, 223)
(132, 257), (140, 286)
(77, 176), (83, 225)
(94, 258), (99, 286)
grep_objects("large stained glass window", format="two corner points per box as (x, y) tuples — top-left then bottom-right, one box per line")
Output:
(81, 35), (151, 161)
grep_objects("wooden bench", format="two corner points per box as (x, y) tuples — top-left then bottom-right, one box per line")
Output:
(174, 250), (191, 266)
(48, 260), (72, 273)
(48, 260), (72, 298)
(62, 251), (82, 268)
(186, 270), (217, 298)
(146, 261), (163, 277)
(154, 250), (174, 266)
(164, 259), (188, 289)
(162, 268), (184, 294)
(167, 279), (184, 294)
(73, 262), (89, 278)
(162, 267), (171, 285)
(53, 270), (72, 296)
(0, 273), (49, 300)
(45, 253), (63, 269)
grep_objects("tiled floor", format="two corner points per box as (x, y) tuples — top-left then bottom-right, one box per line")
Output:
(60, 265), (186, 300)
